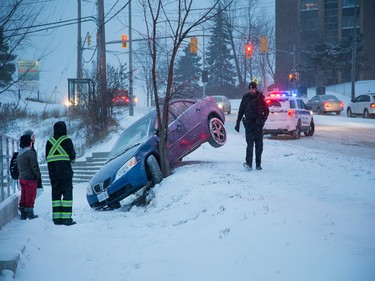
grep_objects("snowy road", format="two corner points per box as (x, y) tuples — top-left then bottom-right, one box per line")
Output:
(226, 110), (375, 160)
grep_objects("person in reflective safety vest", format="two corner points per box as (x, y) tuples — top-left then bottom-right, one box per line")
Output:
(45, 121), (76, 226)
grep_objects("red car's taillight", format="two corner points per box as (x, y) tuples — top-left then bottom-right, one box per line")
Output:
(324, 101), (329, 107)
(340, 102), (344, 107)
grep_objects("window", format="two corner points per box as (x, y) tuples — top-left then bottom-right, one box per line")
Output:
(343, 0), (359, 8)
(361, 95), (370, 102)
(290, 100), (296, 109)
(169, 100), (194, 118)
(354, 95), (369, 102)
(301, 17), (318, 31)
(342, 2), (360, 29)
(301, 0), (318, 11)
(297, 99), (307, 109)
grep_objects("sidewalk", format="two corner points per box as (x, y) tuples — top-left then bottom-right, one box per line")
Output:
(0, 194), (26, 278)
(0, 151), (108, 278)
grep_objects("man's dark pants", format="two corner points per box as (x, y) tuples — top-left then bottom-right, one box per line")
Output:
(244, 119), (264, 167)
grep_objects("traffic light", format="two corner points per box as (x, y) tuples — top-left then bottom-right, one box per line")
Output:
(260, 36), (269, 54)
(87, 34), (91, 46)
(122, 34), (128, 48)
(289, 72), (299, 82)
(245, 43), (253, 58)
(190, 37), (198, 54)
(289, 73), (294, 82)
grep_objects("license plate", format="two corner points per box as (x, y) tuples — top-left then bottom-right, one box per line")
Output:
(97, 191), (109, 202)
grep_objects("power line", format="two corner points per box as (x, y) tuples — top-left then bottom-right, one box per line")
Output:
(5, 16), (96, 32)
(3, 17), (96, 39)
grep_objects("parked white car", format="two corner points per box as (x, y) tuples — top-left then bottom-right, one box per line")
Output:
(347, 94), (375, 118)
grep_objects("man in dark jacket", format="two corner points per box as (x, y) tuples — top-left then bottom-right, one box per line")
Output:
(235, 82), (269, 170)
(18, 134), (42, 219)
(45, 121), (76, 226)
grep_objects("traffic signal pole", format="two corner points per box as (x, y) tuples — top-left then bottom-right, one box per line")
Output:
(128, 0), (134, 116)
(292, 44), (296, 95)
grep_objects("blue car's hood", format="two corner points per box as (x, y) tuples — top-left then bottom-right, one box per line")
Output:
(90, 144), (141, 185)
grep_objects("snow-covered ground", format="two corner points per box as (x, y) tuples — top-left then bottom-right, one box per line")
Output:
(1, 94), (374, 281)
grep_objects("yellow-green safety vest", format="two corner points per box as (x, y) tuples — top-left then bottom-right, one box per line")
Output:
(47, 136), (71, 162)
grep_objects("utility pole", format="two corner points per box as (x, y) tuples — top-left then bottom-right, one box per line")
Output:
(351, 4), (357, 102)
(292, 44), (296, 95)
(97, 0), (108, 128)
(77, 0), (83, 79)
(128, 0), (134, 116)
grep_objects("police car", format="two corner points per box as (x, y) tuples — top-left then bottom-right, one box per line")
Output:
(263, 91), (315, 139)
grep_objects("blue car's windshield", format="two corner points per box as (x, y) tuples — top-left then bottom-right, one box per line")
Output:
(107, 111), (154, 161)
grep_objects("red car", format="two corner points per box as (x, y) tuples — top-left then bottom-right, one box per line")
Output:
(112, 90), (130, 106)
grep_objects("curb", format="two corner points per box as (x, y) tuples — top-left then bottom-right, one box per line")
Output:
(0, 194), (25, 277)
(0, 240), (27, 278)
(0, 194), (19, 231)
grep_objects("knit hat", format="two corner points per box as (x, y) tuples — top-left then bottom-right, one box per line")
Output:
(248, 81), (257, 90)
(23, 129), (34, 136)
(20, 134), (32, 148)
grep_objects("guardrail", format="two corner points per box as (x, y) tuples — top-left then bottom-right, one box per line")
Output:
(0, 134), (18, 203)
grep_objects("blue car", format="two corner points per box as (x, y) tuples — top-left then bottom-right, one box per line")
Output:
(86, 97), (227, 210)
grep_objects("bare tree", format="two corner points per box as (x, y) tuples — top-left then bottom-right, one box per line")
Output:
(140, 0), (231, 177)
(222, 0), (275, 91)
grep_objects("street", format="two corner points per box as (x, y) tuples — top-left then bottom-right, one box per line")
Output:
(225, 108), (375, 160)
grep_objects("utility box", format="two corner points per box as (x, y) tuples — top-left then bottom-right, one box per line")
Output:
(316, 86), (326, 95)
(298, 86), (307, 97)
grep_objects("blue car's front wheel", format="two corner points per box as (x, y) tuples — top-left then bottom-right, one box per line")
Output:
(146, 155), (163, 185)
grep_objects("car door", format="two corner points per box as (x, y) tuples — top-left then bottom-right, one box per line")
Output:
(167, 100), (199, 163)
(359, 95), (370, 114)
(307, 96), (319, 111)
(352, 95), (367, 114)
(296, 99), (311, 126)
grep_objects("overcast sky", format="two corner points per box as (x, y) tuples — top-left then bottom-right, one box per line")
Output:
(20, 0), (274, 104)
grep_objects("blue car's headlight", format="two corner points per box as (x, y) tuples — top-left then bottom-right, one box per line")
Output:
(115, 156), (137, 182)
(86, 184), (94, 196)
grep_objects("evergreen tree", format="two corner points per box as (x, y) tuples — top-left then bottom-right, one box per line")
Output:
(205, 6), (236, 94)
(0, 27), (17, 89)
(174, 44), (202, 98)
(299, 37), (363, 85)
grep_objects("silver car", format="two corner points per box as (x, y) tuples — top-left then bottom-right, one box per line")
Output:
(347, 94), (375, 118)
(306, 94), (344, 115)
(211, 95), (231, 114)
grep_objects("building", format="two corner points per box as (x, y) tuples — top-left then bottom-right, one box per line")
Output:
(275, 0), (375, 91)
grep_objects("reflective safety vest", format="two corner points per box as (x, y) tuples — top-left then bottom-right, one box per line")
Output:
(47, 136), (71, 163)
